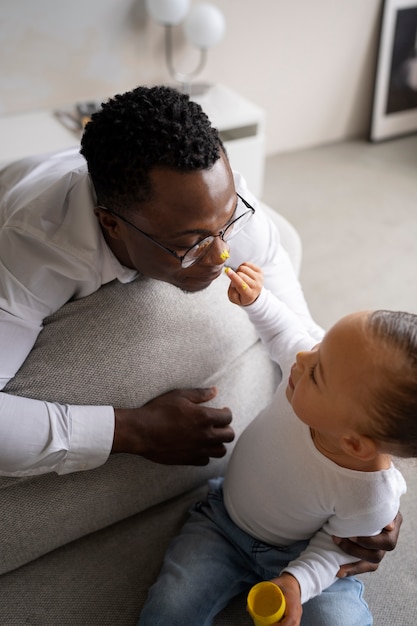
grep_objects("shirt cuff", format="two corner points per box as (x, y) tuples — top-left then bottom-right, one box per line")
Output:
(58, 404), (115, 474)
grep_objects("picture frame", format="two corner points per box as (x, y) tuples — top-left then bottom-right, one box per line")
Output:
(370, 0), (417, 142)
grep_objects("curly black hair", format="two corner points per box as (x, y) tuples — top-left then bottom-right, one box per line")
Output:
(80, 85), (223, 213)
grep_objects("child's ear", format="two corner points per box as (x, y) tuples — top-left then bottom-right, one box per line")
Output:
(340, 432), (378, 461)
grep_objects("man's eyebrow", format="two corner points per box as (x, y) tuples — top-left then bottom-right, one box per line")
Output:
(164, 197), (238, 239)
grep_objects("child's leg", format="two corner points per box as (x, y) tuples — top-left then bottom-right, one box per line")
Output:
(137, 479), (259, 626)
(301, 577), (372, 626)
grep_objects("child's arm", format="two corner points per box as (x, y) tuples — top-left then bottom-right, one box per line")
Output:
(278, 471), (405, 607)
(226, 262), (317, 367)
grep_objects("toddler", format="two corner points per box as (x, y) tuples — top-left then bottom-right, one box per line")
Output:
(138, 262), (416, 626)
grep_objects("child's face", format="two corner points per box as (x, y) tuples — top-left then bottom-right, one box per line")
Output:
(286, 311), (380, 437)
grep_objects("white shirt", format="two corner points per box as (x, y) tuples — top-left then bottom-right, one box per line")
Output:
(224, 288), (406, 603)
(0, 148), (321, 476)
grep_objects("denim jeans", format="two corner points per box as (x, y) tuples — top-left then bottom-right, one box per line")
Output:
(138, 478), (372, 626)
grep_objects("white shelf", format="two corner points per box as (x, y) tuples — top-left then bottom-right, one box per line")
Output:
(194, 84), (264, 132)
(194, 85), (265, 196)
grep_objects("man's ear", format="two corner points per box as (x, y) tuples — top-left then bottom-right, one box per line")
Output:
(340, 432), (379, 461)
(94, 208), (122, 239)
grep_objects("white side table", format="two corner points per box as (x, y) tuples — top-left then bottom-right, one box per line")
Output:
(0, 110), (78, 168)
(0, 84), (266, 197)
(194, 85), (266, 197)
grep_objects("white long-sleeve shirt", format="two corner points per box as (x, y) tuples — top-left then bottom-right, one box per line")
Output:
(0, 148), (321, 477)
(223, 288), (406, 604)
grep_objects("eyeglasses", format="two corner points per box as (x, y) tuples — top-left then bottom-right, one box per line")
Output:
(97, 193), (255, 268)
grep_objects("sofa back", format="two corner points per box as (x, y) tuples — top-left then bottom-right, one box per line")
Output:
(3, 272), (278, 574)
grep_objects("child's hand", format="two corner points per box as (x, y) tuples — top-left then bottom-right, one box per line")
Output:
(225, 262), (263, 306)
(270, 573), (302, 626)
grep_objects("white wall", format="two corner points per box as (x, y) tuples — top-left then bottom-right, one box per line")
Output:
(0, 0), (382, 155)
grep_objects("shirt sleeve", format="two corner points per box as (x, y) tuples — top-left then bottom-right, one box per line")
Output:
(283, 470), (406, 604)
(0, 392), (114, 476)
(244, 288), (318, 369)
(0, 293), (114, 477)
(283, 528), (358, 604)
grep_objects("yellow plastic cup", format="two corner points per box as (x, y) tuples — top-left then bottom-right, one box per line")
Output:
(247, 581), (286, 625)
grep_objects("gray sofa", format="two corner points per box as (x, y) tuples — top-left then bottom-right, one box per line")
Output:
(1, 207), (416, 625)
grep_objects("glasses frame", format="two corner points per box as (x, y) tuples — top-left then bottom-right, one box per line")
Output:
(97, 193), (255, 268)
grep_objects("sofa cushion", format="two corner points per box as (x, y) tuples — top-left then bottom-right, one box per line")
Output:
(2, 271), (278, 574)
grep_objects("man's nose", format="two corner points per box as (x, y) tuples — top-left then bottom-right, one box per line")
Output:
(201, 236), (230, 266)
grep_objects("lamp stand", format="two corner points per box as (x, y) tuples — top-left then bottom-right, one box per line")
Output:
(164, 25), (211, 95)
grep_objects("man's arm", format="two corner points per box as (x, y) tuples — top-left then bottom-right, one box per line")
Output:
(0, 385), (234, 476)
(1, 315), (234, 474)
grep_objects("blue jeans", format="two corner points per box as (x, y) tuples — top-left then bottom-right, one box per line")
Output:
(138, 478), (372, 626)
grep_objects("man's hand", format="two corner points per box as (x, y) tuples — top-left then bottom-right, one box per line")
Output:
(112, 387), (235, 465)
(334, 512), (403, 577)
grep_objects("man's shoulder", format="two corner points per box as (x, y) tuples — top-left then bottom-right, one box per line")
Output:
(0, 148), (87, 191)
(40, 147), (86, 170)
(1, 148), (90, 221)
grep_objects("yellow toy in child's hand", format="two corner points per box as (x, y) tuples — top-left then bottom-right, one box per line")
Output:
(247, 582), (286, 625)
(220, 249), (230, 261)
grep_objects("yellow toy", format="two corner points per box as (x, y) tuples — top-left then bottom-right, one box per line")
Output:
(247, 581), (286, 625)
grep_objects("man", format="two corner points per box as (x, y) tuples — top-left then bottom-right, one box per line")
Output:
(0, 85), (400, 623)
(0, 85), (322, 475)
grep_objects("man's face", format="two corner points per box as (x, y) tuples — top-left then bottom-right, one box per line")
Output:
(97, 152), (238, 292)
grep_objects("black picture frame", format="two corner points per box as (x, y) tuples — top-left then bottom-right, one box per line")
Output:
(370, 0), (417, 141)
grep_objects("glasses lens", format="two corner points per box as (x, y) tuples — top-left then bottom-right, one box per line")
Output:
(223, 209), (253, 241)
(181, 236), (214, 268)
(180, 198), (254, 268)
